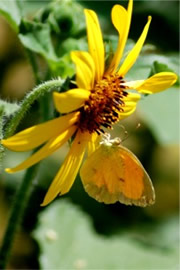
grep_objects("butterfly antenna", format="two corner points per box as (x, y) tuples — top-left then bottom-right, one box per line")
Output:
(121, 123), (141, 143)
(117, 125), (128, 140)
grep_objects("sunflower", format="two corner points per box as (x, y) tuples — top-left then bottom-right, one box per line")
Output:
(1, 0), (177, 206)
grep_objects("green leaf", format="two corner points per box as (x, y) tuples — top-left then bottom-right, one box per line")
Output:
(138, 87), (179, 145)
(18, 19), (58, 64)
(149, 61), (179, 86)
(131, 216), (179, 251)
(124, 45), (179, 145)
(126, 47), (179, 81)
(0, 99), (20, 117)
(0, 0), (22, 32)
(34, 199), (179, 269)
(35, 0), (85, 38)
(150, 61), (176, 74)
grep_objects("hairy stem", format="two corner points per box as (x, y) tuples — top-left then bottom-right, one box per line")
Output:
(0, 164), (39, 269)
(4, 78), (64, 138)
(0, 78), (64, 268)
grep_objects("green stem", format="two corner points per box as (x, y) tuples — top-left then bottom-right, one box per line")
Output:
(4, 78), (64, 138)
(0, 107), (4, 170)
(40, 93), (53, 121)
(0, 78), (65, 268)
(25, 49), (41, 84)
(0, 163), (39, 269)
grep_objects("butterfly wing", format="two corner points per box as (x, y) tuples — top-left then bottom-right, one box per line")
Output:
(80, 143), (155, 207)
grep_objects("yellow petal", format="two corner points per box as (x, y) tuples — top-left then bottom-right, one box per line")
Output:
(71, 51), (95, 90)
(5, 126), (77, 173)
(120, 106), (137, 120)
(123, 92), (141, 103)
(120, 92), (140, 119)
(121, 80), (143, 89)
(41, 131), (91, 206)
(106, 0), (133, 74)
(127, 0), (133, 29)
(84, 9), (104, 82)
(119, 16), (152, 76)
(1, 112), (79, 152)
(53, 89), (90, 114)
(126, 72), (178, 94)
(87, 132), (100, 156)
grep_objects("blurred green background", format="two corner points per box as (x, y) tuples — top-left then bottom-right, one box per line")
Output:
(0, 0), (179, 269)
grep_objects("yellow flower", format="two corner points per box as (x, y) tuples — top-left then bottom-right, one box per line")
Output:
(2, 0), (177, 206)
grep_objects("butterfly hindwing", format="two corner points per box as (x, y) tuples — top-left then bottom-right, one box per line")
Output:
(80, 140), (155, 207)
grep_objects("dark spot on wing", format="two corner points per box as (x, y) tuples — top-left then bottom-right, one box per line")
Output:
(92, 167), (98, 173)
(118, 178), (125, 182)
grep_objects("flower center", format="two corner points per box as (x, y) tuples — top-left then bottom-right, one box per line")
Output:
(78, 74), (128, 134)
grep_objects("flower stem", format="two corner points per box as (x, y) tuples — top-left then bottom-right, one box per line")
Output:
(25, 49), (41, 84)
(0, 163), (39, 269)
(0, 78), (64, 268)
(4, 78), (64, 138)
(0, 108), (4, 170)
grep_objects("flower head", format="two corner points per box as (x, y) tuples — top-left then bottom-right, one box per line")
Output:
(2, 0), (177, 206)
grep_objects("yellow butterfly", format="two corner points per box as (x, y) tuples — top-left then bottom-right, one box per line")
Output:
(80, 136), (155, 207)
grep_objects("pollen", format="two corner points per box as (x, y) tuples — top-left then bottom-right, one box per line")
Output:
(78, 74), (128, 134)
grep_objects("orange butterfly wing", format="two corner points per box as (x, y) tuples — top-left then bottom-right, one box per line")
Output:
(80, 142), (155, 207)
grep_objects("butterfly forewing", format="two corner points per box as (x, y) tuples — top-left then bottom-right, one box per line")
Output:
(80, 141), (155, 207)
